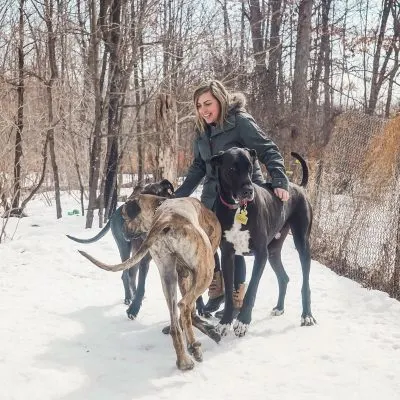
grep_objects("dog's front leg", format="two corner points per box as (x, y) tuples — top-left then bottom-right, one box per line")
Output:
(234, 250), (268, 337)
(126, 255), (150, 319)
(216, 244), (235, 336)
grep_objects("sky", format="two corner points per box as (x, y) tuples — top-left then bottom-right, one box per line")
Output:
(1, 189), (400, 400)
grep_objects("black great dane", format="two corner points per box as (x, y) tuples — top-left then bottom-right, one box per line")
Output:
(67, 179), (175, 319)
(210, 147), (316, 337)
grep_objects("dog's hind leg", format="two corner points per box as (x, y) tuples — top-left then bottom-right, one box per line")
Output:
(159, 259), (194, 371)
(289, 206), (316, 326)
(268, 224), (290, 316)
(177, 272), (203, 362)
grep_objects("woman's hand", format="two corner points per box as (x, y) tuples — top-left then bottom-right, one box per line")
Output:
(274, 188), (290, 202)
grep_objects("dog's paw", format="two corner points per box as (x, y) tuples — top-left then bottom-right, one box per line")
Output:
(207, 328), (221, 343)
(197, 309), (212, 319)
(126, 311), (136, 320)
(233, 320), (248, 337)
(188, 341), (203, 362)
(215, 323), (231, 337)
(271, 307), (284, 316)
(126, 305), (139, 320)
(162, 325), (171, 335)
(126, 300), (142, 320)
(176, 355), (195, 371)
(301, 315), (317, 326)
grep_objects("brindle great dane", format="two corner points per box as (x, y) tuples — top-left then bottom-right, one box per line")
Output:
(67, 179), (174, 319)
(79, 195), (222, 370)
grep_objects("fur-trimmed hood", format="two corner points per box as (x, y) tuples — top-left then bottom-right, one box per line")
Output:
(228, 92), (247, 114)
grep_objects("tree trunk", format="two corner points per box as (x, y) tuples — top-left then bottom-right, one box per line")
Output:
(309, 0), (331, 145)
(12, 0), (25, 213)
(291, 0), (313, 148)
(385, 46), (399, 117)
(86, 0), (105, 229)
(102, 0), (123, 220)
(133, 61), (144, 184)
(220, 0), (233, 74)
(45, 0), (62, 219)
(265, 0), (282, 124)
(367, 0), (393, 114)
(248, 0), (267, 101)
(154, 93), (178, 185)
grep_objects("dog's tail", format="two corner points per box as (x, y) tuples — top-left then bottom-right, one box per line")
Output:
(291, 152), (309, 187)
(67, 218), (111, 244)
(78, 219), (171, 272)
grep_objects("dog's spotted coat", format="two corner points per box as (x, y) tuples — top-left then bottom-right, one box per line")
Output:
(224, 208), (251, 255)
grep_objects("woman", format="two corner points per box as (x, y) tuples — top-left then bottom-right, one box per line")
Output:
(175, 80), (289, 316)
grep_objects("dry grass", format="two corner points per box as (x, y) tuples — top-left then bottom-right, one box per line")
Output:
(361, 115), (400, 188)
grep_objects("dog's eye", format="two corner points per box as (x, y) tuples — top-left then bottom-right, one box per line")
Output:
(229, 167), (236, 173)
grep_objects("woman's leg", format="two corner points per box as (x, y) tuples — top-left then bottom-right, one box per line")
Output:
(234, 255), (246, 289)
(215, 255), (247, 319)
(232, 255), (247, 310)
(214, 252), (221, 272)
(203, 252), (225, 313)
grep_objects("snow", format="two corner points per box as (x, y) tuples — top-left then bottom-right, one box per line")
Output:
(1, 191), (399, 400)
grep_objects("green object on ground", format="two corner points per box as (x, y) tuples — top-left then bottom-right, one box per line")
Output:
(67, 209), (80, 216)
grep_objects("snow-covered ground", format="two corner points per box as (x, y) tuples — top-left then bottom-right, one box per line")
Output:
(1, 191), (399, 400)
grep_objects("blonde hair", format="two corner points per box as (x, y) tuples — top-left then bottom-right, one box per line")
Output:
(193, 80), (232, 133)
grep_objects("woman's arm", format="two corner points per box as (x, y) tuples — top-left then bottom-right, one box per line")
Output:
(237, 113), (289, 191)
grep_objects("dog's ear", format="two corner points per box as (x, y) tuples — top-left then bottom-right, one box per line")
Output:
(210, 151), (224, 174)
(123, 200), (141, 220)
(129, 185), (144, 199)
(244, 148), (257, 164)
(159, 179), (175, 195)
(156, 197), (167, 209)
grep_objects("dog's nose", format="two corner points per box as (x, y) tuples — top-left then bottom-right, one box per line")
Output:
(242, 187), (253, 199)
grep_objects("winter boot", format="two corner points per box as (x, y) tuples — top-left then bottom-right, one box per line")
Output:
(215, 283), (246, 319)
(203, 271), (225, 313)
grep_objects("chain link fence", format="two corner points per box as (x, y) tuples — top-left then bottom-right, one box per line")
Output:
(308, 111), (400, 300)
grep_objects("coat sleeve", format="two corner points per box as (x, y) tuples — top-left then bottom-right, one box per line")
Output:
(237, 113), (289, 190)
(174, 140), (206, 198)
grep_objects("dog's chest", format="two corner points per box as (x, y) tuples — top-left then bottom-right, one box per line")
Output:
(223, 209), (251, 255)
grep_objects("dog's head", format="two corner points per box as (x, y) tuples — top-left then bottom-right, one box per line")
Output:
(122, 194), (167, 240)
(128, 179), (175, 200)
(210, 147), (257, 203)
(142, 179), (175, 197)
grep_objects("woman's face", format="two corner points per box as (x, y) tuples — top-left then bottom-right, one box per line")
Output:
(196, 91), (221, 124)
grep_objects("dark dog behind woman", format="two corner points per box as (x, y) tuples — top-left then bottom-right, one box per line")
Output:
(174, 80), (290, 316)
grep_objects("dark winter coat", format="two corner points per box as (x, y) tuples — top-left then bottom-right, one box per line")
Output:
(175, 98), (289, 210)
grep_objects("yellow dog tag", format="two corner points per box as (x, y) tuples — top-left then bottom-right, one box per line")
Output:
(235, 208), (248, 225)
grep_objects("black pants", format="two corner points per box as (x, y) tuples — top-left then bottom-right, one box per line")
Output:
(214, 253), (246, 290)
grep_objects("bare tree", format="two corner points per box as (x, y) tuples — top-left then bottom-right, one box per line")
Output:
(248, 0), (268, 101)
(11, 0), (25, 215)
(367, 0), (399, 115)
(309, 0), (332, 144)
(291, 0), (314, 147)
(154, 93), (178, 184)
(29, 0), (63, 218)
(85, 0), (107, 228)
(265, 0), (283, 124)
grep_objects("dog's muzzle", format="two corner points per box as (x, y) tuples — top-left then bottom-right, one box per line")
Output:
(235, 186), (254, 204)
(123, 225), (144, 242)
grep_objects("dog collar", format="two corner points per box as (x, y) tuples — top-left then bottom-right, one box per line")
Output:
(219, 194), (239, 209)
(219, 194), (250, 210)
